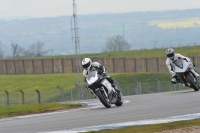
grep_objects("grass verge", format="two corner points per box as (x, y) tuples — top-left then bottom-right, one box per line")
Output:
(0, 72), (171, 94)
(88, 118), (200, 133)
(0, 103), (82, 118)
(23, 45), (200, 59)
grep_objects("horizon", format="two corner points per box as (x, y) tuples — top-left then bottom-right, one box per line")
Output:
(1, 8), (200, 21)
(1, 0), (200, 20)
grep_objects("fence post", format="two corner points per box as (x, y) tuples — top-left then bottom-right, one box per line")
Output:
(178, 83), (182, 90)
(57, 86), (64, 102)
(20, 90), (25, 105)
(71, 89), (73, 101)
(153, 75), (161, 93)
(36, 90), (41, 104)
(132, 77), (141, 94)
(5, 90), (9, 105)
(75, 83), (83, 100)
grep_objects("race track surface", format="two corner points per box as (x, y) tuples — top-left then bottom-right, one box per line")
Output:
(0, 90), (200, 133)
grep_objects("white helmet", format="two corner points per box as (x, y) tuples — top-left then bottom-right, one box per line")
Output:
(166, 48), (175, 60)
(82, 58), (92, 70)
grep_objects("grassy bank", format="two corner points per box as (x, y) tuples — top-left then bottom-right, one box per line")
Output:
(88, 118), (200, 133)
(19, 45), (200, 60)
(37, 45), (200, 59)
(0, 72), (171, 94)
(0, 103), (82, 118)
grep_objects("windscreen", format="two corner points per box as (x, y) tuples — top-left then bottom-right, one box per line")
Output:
(173, 59), (183, 69)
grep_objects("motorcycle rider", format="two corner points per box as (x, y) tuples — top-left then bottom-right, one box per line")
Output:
(166, 48), (199, 85)
(81, 58), (119, 92)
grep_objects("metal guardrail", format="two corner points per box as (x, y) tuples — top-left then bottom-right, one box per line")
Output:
(0, 80), (186, 106)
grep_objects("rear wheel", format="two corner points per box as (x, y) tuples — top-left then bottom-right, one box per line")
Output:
(96, 89), (111, 108)
(186, 74), (199, 91)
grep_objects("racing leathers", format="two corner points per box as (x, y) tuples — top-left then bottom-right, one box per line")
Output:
(166, 53), (199, 84)
(83, 62), (117, 90)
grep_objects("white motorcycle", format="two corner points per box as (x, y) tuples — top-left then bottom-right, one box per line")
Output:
(173, 58), (200, 91)
(85, 69), (123, 108)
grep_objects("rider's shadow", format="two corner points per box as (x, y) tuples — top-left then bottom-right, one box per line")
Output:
(90, 105), (124, 110)
(172, 90), (196, 94)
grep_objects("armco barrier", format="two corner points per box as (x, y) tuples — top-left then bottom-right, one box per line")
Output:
(0, 81), (185, 106)
(0, 56), (199, 74)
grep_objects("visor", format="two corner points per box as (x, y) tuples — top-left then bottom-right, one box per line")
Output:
(82, 62), (91, 69)
(167, 53), (174, 58)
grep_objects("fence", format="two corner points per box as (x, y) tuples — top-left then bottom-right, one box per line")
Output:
(0, 80), (186, 106)
(0, 56), (200, 74)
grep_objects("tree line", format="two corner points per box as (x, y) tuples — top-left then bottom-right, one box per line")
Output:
(0, 35), (130, 60)
(0, 42), (48, 59)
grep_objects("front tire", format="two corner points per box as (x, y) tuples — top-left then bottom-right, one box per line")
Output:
(115, 91), (123, 106)
(186, 74), (199, 91)
(96, 89), (111, 108)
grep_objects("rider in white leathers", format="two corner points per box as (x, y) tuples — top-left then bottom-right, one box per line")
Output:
(81, 58), (118, 91)
(166, 48), (199, 85)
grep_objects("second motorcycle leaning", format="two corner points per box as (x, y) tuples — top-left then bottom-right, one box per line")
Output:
(172, 58), (200, 91)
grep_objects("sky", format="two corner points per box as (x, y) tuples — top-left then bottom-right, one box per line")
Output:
(0, 0), (200, 19)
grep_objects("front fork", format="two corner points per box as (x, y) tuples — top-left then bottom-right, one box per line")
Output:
(181, 71), (199, 87)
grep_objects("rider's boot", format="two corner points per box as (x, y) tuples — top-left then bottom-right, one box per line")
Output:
(171, 77), (176, 84)
(182, 83), (186, 87)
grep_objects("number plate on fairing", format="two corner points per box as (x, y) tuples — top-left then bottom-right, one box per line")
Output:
(101, 79), (114, 94)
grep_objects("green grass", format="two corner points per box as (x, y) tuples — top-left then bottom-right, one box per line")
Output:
(111, 72), (171, 84)
(0, 73), (80, 94)
(88, 118), (200, 133)
(0, 72), (174, 105)
(26, 45), (200, 59)
(0, 72), (171, 94)
(0, 103), (82, 118)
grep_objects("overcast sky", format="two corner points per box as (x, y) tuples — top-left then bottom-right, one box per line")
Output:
(0, 0), (200, 19)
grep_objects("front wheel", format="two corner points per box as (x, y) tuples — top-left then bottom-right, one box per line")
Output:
(115, 91), (123, 106)
(186, 74), (199, 91)
(96, 89), (111, 108)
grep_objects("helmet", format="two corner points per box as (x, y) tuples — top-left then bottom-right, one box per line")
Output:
(82, 58), (92, 70)
(166, 48), (175, 60)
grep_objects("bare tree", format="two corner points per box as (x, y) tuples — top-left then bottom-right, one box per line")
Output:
(0, 41), (4, 59)
(15, 47), (25, 58)
(102, 35), (131, 52)
(23, 42), (48, 57)
(11, 42), (25, 58)
(11, 42), (18, 58)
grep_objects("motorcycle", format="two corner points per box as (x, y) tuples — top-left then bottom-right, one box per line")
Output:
(173, 58), (200, 91)
(85, 69), (123, 108)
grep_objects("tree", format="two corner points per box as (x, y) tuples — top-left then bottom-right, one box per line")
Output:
(11, 42), (25, 58)
(23, 42), (48, 57)
(11, 42), (18, 58)
(102, 35), (131, 52)
(0, 41), (4, 59)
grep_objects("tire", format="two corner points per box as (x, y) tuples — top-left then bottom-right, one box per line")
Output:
(186, 74), (199, 91)
(96, 89), (111, 108)
(115, 92), (123, 106)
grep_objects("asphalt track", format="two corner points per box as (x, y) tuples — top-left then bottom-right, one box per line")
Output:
(0, 90), (200, 133)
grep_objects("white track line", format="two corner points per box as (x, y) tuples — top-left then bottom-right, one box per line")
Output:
(39, 113), (200, 133)
(0, 100), (129, 121)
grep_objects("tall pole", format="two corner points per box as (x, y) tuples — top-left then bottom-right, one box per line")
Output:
(123, 24), (124, 39)
(71, 0), (82, 100)
(153, 41), (158, 49)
